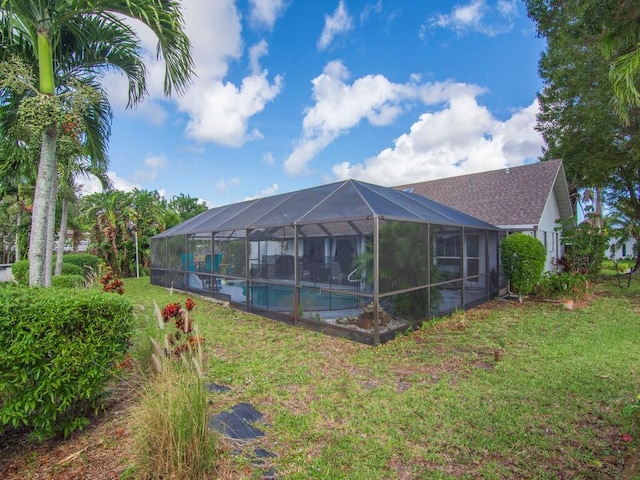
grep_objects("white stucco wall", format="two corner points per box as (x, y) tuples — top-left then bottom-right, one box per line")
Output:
(608, 238), (638, 260)
(536, 188), (563, 272)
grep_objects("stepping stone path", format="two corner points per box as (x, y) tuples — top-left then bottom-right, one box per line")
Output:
(206, 383), (277, 479)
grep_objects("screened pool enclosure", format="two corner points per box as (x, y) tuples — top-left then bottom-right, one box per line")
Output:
(150, 180), (502, 344)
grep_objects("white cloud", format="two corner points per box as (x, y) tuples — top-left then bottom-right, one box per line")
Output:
(182, 69), (283, 147)
(216, 178), (241, 194)
(174, 2), (283, 147)
(422, 0), (517, 38)
(105, 0), (283, 148)
(318, 1), (354, 50)
(244, 183), (279, 200)
(360, 0), (383, 24)
(249, 39), (269, 75)
(132, 153), (169, 182)
(77, 171), (141, 195)
(249, 0), (288, 29)
(263, 152), (275, 166)
(284, 61), (473, 176)
(144, 154), (168, 169)
(331, 97), (543, 185)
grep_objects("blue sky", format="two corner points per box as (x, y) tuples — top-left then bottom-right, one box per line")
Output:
(82, 0), (546, 207)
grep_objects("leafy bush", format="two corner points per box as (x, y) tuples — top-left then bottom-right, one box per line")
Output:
(61, 263), (84, 277)
(534, 272), (589, 300)
(555, 217), (609, 277)
(0, 286), (134, 440)
(10, 256), (97, 286)
(501, 233), (546, 300)
(62, 253), (100, 277)
(52, 274), (84, 289)
(11, 259), (29, 285)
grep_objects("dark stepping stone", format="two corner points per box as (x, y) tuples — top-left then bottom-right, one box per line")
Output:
(205, 382), (231, 393)
(209, 402), (265, 441)
(254, 448), (277, 459)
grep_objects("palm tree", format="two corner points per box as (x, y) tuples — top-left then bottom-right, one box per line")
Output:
(1, 0), (193, 286)
(0, 125), (36, 263)
(82, 190), (136, 276)
(601, 1), (640, 121)
(54, 154), (111, 276)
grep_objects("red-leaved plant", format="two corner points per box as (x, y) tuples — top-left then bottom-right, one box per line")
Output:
(160, 298), (205, 356)
(101, 268), (125, 295)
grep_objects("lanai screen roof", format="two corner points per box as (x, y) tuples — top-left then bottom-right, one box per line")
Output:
(154, 179), (499, 238)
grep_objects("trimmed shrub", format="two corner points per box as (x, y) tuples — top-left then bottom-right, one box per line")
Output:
(0, 286), (134, 440)
(61, 263), (84, 277)
(11, 260), (29, 285)
(52, 274), (84, 289)
(62, 253), (100, 277)
(501, 233), (546, 301)
(11, 256), (97, 286)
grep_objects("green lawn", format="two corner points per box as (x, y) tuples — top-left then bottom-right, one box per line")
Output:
(124, 277), (640, 479)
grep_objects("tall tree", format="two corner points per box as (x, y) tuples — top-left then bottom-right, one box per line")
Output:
(55, 153), (111, 276)
(601, 0), (640, 119)
(0, 0), (193, 286)
(168, 193), (208, 224)
(526, 0), (640, 247)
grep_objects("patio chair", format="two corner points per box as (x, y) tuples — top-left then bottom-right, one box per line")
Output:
(181, 252), (197, 272)
(203, 253), (224, 290)
(330, 261), (345, 284)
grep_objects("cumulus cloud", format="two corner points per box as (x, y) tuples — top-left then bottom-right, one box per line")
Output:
(77, 171), (141, 195)
(318, 1), (354, 50)
(331, 97), (543, 185)
(421, 0), (517, 38)
(182, 68), (283, 147)
(284, 61), (477, 176)
(249, 0), (288, 29)
(105, 0), (282, 148)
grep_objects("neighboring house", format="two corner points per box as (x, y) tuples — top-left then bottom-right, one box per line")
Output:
(608, 238), (638, 261)
(397, 159), (574, 272)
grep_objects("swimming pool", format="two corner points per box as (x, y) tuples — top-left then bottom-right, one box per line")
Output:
(247, 283), (359, 311)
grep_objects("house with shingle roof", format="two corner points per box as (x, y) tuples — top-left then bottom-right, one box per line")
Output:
(397, 159), (574, 272)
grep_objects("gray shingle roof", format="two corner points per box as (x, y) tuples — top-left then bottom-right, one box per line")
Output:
(396, 160), (573, 227)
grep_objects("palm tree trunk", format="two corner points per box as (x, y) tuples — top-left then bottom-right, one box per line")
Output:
(45, 172), (58, 285)
(28, 127), (57, 286)
(55, 196), (69, 276)
(15, 201), (23, 262)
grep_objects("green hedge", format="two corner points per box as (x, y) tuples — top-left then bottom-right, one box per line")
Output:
(62, 253), (100, 276)
(11, 254), (100, 285)
(11, 259), (28, 285)
(52, 274), (84, 289)
(501, 233), (546, 299)
(0, 287), (134, 440)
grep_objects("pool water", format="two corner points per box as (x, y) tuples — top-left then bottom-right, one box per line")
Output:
(247, 284), (358, 311)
